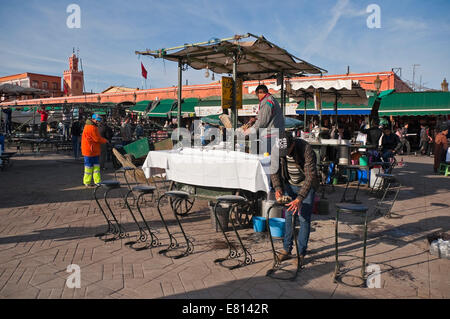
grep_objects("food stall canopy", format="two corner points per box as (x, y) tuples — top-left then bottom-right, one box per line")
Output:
(130, 100), (152, 113)
(250, 79), (368, 106)
(377, 91), (450, 116)
(147, 99), (175, 118)
(0, 83), (49, 98)
(135, 33), (327, 80)
(170, 98), (199, 117)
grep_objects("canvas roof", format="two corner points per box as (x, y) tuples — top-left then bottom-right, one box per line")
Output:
(136, 33), (327, 80)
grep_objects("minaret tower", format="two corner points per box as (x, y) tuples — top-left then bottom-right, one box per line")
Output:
(63, 48), (84, 96)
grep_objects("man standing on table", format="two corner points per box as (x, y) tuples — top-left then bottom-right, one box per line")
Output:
(244, 84), (285, 154)
(37, 106), (49, 138)
(81, 113), (108, 187)
(270, 134), (319, 266)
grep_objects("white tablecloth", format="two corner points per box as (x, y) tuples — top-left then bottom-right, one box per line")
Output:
(142, 148), (272, 193)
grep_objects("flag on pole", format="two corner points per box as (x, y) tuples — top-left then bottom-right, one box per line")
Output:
(63, 81), (69, 95)
(141, 62), (148, 79)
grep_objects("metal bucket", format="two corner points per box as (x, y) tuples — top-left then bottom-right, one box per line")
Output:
(261, 200), (283, 219)
(209, 201), (230, 232)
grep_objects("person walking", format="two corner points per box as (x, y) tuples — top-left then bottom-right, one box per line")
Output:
(71, 118), (82, 159)
(2, 108), (12, 135)
(399, 123), (411, 155)
(120, 117), (133, 146)
(37, 106), (49, 138)
(270, 134), (319, 266)
(81, 114), (108, 187)
(98, 117), (113, 170)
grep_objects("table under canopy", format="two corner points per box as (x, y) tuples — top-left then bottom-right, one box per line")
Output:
(142, 148), (272, 194)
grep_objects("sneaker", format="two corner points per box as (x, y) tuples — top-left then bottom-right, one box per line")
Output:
(276, 249), (292, 262)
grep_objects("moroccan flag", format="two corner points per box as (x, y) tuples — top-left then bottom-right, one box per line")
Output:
(141, 62), (148, 79)
(63, 81), (69, 95)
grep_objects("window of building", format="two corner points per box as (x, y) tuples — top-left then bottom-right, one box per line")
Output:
(53, 82), (58, 90)
(32, 80), (39, 88)
(42, 81), (48, 89)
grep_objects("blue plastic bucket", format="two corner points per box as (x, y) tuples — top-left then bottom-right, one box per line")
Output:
(252, 216), (266, 233)
(269, 218), (286, 238)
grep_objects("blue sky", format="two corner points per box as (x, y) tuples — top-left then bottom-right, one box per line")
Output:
(1, 0), (449, 92)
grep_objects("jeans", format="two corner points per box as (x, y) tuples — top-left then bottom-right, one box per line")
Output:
(5, 120), (11, 135)
(39, 122), (47, 138)
(283, 184), (315, 257)
(400, 138), (410, 154)
(382, 150), (395, 163)
(72, 136), (81, 158)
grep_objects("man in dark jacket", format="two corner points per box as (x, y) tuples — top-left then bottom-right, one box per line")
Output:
(361, 118), (383, 148)
(71, 118), (82, 159)
(2, 108), (12, 135)
(98, 117), (113, 170)
(381, 126), (401, 163)
(270, 134), (319, 266)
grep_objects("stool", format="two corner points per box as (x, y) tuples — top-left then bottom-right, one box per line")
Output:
(114, 166), (138, 192)
(439, 163), (450, 176)
(157, 191), (194, 259)
(124, 185), (161, 250)
(374, 181), (402, 219)
(93, 180), (129, 242)
(334, 203), (369, 287)
(339, 165), (368, 204)
(213, 195), (254, 270)
(265, 201), (300, 281)
(371, 173), (395, 197)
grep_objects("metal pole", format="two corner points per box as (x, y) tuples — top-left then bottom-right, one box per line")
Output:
(232, 51), (238, 150)
(334, 92), (338, 126)
(319, 89), (322, 138)
(280, 71), (285, 116)
(33, 106), (36, 136)
(177, 59), (182, 141)
(304, 94), (307, 131)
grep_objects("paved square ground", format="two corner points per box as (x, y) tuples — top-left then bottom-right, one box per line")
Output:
(0, 149), (449, 299)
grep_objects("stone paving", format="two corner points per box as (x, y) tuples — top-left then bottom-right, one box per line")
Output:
(0, 148), (449, 299)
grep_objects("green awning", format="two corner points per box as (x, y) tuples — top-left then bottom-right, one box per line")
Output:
(295, 91), (450, 116)
(130, 100), (152, 113)
(148, 99), (174, 118)
(378, 91), (450, 116)
(197, 97), (222, 107)
(170, 98), (199, 117)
